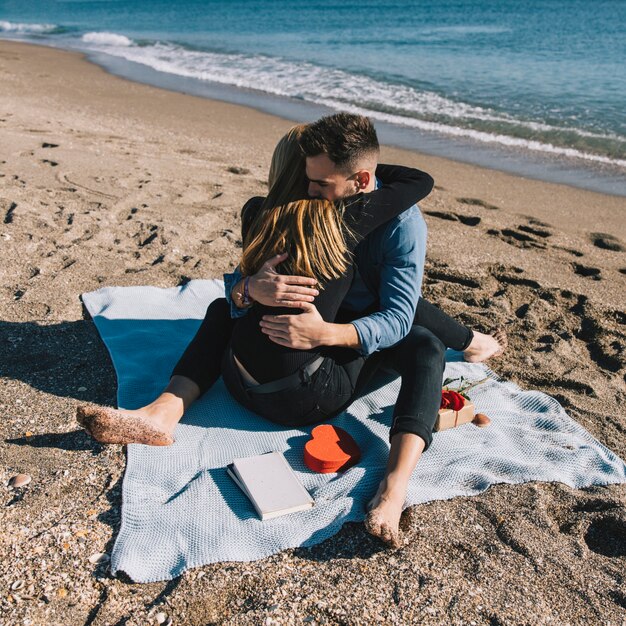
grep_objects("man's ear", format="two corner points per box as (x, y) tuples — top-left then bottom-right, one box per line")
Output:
(354, 170), (371, 191)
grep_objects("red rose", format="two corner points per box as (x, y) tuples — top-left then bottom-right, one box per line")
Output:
(440, 390), (465, 411)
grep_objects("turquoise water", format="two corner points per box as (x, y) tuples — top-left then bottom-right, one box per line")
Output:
(1, 0), (625, 192)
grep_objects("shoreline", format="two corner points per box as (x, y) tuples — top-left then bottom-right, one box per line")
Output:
(3, 36), (626, 197)
(1, 38), (625, 625)
(1, 39), (625, 242)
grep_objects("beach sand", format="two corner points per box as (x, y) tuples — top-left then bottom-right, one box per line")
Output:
(1, 40), (625, 624)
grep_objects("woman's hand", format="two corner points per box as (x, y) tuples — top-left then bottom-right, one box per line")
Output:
(248, 253), (319, 307)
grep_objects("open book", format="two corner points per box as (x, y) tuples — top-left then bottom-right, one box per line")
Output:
(227, 451), (314, 520)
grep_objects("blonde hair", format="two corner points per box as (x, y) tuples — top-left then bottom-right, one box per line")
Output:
(241, 124), (351, 284)
(240, 198), (351, 284)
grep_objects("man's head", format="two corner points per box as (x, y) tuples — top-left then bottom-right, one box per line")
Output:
(298, 113), (379, 201)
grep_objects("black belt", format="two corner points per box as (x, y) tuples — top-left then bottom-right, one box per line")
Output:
(231, 348), (325, 395)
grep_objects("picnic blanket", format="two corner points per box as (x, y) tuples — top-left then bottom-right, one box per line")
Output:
(81, 280), (626, 583)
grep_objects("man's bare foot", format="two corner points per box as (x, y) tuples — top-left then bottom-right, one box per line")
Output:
(76, 405), (174, 446)
(463, 328), (508, 363)
(364, 480), (405, 549)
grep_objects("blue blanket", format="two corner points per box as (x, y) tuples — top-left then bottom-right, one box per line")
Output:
(82, 280), (626, 583)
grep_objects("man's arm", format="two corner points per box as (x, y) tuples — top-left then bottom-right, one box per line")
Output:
(350, 208), (426, 354)
(259, 302), (361, 350)
(260, 208), (426, 353)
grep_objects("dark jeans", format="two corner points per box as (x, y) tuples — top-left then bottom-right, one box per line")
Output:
(174, 297), (451, 449)
(334, 297), (473, 352)
(221, 325), (445, 449)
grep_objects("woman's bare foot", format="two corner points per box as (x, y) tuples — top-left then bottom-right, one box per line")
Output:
(76, 377), (200, 446)
(364, 479), (405, 549)
(76, 405), (175, 446)
(463, 328), (508, 363)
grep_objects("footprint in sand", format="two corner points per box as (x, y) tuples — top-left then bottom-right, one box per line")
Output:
(426, 267), (481, 289)
(572, 263), (601, 280)
(518, 224), (552, 238)
(227, 165), (251, 175)
(4, 201), (17, 224)
(584, 516), (626, 558)
(457, 197), (500, 210)
(553, 245), (584, 257)
(590, 232), (624, 252)
(488, 228), (547, 249)
(424, 210), (481, 226)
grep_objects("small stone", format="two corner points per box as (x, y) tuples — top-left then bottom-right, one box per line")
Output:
(8, 474), (31, 488)
(57, 588), (67, 598)
(88, 552), (110, 565)
(156, 612), (172, 626)
(77, 386), (87, 392)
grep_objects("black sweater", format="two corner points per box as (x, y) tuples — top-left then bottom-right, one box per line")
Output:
(231, 164), (434, 383)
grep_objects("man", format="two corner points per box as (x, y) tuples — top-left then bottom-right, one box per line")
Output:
(225, 113), (444, 547)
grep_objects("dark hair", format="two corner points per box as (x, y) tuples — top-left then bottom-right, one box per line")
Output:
(298, 113), (379, 173)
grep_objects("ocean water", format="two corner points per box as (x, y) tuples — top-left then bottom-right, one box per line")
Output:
(1, 0), (625, 194)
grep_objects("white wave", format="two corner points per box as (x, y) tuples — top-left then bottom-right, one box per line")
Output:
(314, 99), (626, 168)
(420, 25), (511, 36)
(74, 39), (625, 168)
(82, 32), (133, 47)
(0, 20), (57, 34)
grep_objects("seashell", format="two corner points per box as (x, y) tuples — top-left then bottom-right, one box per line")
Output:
(88, 552), (110, 565)
(8, 474), (31, 488)
(11, 580), (24, 591)
(156, 612), (172, 626)
(472, 413), (492, 428)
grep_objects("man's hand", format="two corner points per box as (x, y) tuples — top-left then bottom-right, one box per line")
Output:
(259, 301), (330, 349)
(247, 253), (319, 307)
(260, 302), (362, 350)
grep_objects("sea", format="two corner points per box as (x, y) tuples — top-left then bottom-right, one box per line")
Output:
(1, 0), (625, 195)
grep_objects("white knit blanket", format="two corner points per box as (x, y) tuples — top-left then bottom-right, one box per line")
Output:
(82, 280), (626, 583)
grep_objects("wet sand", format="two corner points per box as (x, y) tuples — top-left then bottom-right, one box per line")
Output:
(1, 40), (625, 625)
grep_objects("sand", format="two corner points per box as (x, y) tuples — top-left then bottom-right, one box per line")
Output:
(1, 40), (625, 625)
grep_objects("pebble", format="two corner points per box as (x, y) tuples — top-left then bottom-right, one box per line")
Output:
(156, 612), (172, 626)
(77, 386), (87, 392)
(88, 552), (110, 565)
(8, 474), (31, 488)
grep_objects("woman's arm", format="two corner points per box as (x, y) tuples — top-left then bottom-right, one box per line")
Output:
(342, 164), (434, 244)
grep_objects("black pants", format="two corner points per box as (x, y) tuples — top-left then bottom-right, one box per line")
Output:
(221, 325), (445, 449)
(334, 297), (473, 352)
(172, 297), (465, 449)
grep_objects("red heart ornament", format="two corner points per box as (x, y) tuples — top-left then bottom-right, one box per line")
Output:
(303, 424), (361, 473)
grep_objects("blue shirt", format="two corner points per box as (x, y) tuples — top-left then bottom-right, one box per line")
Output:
(224, 202), (427, 356)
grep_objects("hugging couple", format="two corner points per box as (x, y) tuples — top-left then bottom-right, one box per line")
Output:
(78, 113), (506, 547)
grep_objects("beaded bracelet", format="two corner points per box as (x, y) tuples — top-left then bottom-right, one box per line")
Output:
(242, 276), (253, 307)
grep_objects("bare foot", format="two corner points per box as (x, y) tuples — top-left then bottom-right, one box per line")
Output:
(463, 328), (508, 363)
(76, 405), (174, 446)
(364, 480), (405, 549)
